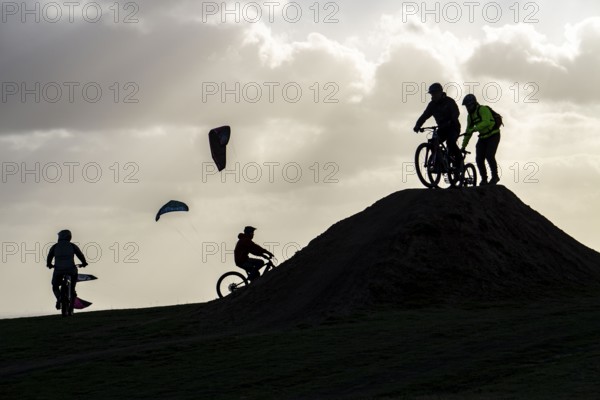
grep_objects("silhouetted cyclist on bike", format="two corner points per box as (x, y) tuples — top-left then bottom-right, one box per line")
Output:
(413, 82), (462, 169)
(234, 226), (274, 282)
(46, 229), (88, 310)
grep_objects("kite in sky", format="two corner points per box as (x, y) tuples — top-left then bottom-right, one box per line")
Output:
(208, 125), (231, 171)
(73, 297), (92, 309)
(77, 274), (97, 282)
(155, 200), (190, 221)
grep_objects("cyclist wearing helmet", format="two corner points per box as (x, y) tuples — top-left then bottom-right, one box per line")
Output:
(234, 226), (274, 281)
(461, 94), (501, 185)
(46, 229), (88, 309)
(413, 82), (462, 169)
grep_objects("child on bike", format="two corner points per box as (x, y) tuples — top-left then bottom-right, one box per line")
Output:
(46, 229), (88, 309)
(234, 226), (273, 282)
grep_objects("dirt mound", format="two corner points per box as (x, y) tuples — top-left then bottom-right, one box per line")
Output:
(204, 186), (600, 329)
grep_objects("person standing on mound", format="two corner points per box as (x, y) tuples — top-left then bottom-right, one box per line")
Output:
(460, 93), (502, 186)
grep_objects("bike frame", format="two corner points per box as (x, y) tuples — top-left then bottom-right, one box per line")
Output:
(260, 258), (276, 275)
(421, 126), (452, 174)
(216, 257), (278, 298)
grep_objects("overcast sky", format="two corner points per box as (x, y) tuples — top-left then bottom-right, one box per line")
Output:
(1, 0), (599, 318)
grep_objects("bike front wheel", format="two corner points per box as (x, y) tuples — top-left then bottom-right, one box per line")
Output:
(462, 163), (477, 187)
(414, 143), (436, 188)
(216, 272), (249, 298)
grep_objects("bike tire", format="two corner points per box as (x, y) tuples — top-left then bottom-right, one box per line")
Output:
(414, 143), (436, 188)
(462, 163), (477, 187)
(447, 156), (463, 188)
(216, 271), (249, 298)
(426, 150), (443, 188)
(428, 155), (462, 189)
(60, 277), (71, 317)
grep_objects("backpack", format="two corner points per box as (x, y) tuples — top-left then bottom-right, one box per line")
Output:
(477, 105), (504, 131)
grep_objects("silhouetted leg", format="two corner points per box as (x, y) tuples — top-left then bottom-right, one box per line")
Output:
(486, 133), (501, 183)
(51, 273), (61, 301)
(70, 272), (78, 311)
(475, 139), (487, 183)
(445, 131), (462, 167)
(243, 259), (264, 281)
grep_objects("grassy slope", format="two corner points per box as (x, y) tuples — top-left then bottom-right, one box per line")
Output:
(1, 293), (600, 400)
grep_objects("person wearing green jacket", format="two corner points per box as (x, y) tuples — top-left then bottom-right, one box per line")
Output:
(460, 94), (501, 185)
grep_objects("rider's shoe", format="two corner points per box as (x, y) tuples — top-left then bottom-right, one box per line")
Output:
(55, 301), (61, 310)
(489, 176), (500, 185)
(480, 178), (488, 186)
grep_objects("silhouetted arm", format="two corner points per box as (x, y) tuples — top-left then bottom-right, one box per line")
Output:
(249, 242), (273, 258)
(462, 114), (474, 149)
(46, 244), (56, 267)
(73, 244), (88, 266)
(414, 102), (434, 131)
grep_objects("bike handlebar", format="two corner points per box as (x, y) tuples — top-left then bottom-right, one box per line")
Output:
(47, 263), (87, 269)
(418, 126), (438, 132)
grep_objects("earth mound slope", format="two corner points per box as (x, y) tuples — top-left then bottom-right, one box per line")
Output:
(207, 186), (600, 328)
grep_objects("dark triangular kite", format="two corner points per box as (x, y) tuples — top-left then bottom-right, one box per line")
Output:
(77, 274), (98, 282)
(208, 125), (231, 171)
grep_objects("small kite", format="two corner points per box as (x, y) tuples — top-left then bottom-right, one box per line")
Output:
(74, 297), (92, 310)
(156, 200), (189, 221)
(77, 274), (97, 282)
(208, 125), (231, 171)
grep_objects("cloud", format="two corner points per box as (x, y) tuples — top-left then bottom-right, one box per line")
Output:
(464, 18), (600, 104)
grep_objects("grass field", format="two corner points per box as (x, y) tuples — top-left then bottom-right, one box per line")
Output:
(2, 291), (600, 400)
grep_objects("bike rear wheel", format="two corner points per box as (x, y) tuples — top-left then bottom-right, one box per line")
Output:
(414, 143), (436, 188)
(216, 271), (249, 298)
(462, 163), (477, 187)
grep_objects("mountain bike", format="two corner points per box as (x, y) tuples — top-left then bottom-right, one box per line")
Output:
(57, 264), (85, 317)
(414, 127), (477, 188)
(216, 257), (278, 298)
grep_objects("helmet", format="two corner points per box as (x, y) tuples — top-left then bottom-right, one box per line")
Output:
(427, 82), (444, 94)
(58, 229), (72, 241)
(462, 94), (477, 106)
(243, 226), (256, 234)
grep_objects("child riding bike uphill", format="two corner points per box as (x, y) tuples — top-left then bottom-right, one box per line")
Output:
(234, 226), (273, 282)
(46, 229), (88, 309)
